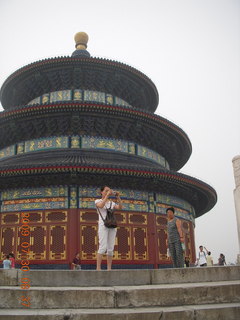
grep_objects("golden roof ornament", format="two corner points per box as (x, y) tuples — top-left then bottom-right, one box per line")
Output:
(72, 32), (90, 58)
(74, 32), (89, 50)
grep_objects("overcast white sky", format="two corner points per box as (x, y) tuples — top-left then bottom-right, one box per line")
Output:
(0, 0), (239, 264)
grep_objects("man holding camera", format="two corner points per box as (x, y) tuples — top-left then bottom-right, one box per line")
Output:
(95, 186), (123, 270)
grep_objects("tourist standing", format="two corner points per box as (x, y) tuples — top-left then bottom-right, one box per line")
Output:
(95, 186), (123, 270)
(3, 255), (11, 269)
(72, 253), (81, 270)
(204, 247), (213, 266)
(197, 246), (207, 267)
(166, 207), (184, 268)
(218, 253), (226, 266)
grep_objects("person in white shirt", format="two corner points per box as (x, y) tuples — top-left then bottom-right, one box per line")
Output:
(95, 186), (123, 270)
(3, 255), (11, 269)
(197, 245), (207, 267)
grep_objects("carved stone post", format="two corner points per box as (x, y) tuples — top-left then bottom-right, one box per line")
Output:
(232, 155), (240, 264)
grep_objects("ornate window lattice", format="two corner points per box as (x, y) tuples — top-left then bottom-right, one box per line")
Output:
(133, 227), (148, 260)
(80, 211), (98, 222)
(2, 213), (19, 225)
(31, 226), (46, 260)
(46, 211), (67, 222)
(49, 225), (66, 260)
(80, 225), (97, 260)
(129, 213), (147, 225)
(115, 212), (126, 224)
(157, 228), (168, 261)
(0, 227), (15, 259)
(28, 212), (42, 223)
(114, 227), (131, 260)
(156, 216), (167, 226)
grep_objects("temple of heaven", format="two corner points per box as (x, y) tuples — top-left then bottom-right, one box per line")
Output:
(0, 32), (217, 269)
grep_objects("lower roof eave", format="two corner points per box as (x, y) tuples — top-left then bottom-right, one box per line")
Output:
(0, 165), (217, 217)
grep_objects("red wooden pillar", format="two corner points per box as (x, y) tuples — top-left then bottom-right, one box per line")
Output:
(148, 212), (159, 269)
(67, 208), (78, 268)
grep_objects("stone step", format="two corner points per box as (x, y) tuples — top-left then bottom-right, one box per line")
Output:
(0, 303), (240, 320)
(1, 266), (240, 287)
(0, 281), (239, 309)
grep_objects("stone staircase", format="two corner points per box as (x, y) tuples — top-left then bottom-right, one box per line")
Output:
(0, 266), (240, 319)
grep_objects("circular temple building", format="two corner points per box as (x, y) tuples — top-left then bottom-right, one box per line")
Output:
(0, 33), (217, 269)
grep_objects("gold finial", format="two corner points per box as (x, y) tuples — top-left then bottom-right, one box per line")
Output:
(74, 32), (89, 50)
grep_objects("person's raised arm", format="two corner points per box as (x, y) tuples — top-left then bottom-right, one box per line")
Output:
(114, 192), (123, 210)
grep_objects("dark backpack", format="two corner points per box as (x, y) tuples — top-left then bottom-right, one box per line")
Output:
(97, 202), (117, 228)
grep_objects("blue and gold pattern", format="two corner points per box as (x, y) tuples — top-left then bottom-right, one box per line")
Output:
(156, 193), (195, 216)
(1, 200), (67, 212)
(148, 194), (155, 213)
(71, 136), (80, 148)
(0, 187), (68, 212)
(50, 90), (71, 103)
(70, 187), (78, 208)
(106, 94), (113, 105)
(0, 145), (15, 159)
(28, 89), (132, 108)
(79, 187), (99, 197)
(82, 136), (128, 152)
(25, 136), (68, 152)
(17, 142), (24, 154)
(73, 89), (82, 101)
(137, 145), (166, 167)
(84, 90), (105, 103)
(128, 142), (135, 154)
(1, 186), (67, 200)
(42, 93), (50, 104)
(77, 187), (193, 221)
(79, 187), (149, 200)
(156, 203), (194, 223)
(0, 186), (195, 223)
(0, 135), (169, 168)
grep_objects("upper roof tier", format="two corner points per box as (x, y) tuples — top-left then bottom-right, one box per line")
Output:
(0, 32), (159, 112)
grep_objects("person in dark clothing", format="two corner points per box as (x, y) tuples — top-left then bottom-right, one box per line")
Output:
(72, 253), (81, 270)
(218, 253), (226, 266)
(166, 207), (184, 268)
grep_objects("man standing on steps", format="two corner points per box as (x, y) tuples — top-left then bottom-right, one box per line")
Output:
(166, 207), (185, 268)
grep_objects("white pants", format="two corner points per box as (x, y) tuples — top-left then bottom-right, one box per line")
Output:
(98, 224), (117, 256)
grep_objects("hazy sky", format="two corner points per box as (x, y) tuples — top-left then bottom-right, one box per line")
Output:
(0, 0), (240, 263)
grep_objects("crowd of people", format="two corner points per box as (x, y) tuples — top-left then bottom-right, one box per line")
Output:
(1, 190), (228, 270)
(194, 246), (226, 267)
